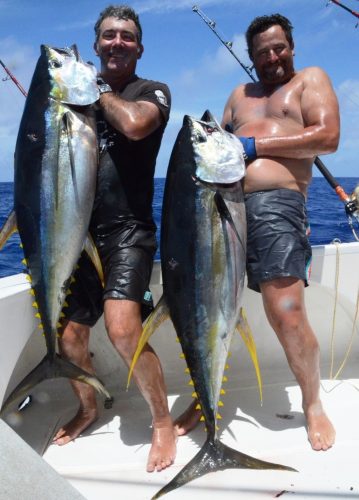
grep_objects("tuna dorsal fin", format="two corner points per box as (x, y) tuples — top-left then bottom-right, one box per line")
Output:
(214, 191), (245, 253)
(236, 307), (263, 403)
(0, 210), (17, 250)
(152, 436), (296, 499)
(127, 295), (170, 389)
(83, 234), (104, 286)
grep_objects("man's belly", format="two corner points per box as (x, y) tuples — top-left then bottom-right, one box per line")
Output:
(243, 157), (313, 196)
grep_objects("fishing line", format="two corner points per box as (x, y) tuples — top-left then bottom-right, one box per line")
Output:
(192, 5), (359, 239)
(329, 241), (359, 379)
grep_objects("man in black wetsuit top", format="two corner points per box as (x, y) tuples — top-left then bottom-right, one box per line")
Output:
(53, 5), (177, 473)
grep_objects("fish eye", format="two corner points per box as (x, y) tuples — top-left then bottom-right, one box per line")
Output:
(192, 131), (206, 143)
(49, 60), (62, 69)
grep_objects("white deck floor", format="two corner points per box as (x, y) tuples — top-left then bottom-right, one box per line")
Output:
(24, 376), (359, 499)
(1, 243), (359, 499)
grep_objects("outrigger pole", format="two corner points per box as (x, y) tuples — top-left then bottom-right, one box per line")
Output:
(0, 59), (28, 97)
(328, 0), (359, 25)
(192, 5), (359, 240)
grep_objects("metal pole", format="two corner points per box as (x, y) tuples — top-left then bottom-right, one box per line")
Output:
(0, 59), (28, 97)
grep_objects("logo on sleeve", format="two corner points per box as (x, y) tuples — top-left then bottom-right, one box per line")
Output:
(155, 89), (168, 107)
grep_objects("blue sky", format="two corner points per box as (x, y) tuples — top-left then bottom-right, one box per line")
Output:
(0, 0), (358, 181)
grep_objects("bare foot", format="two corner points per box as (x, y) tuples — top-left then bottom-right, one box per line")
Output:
(53, 407), (98, 446)
(305, 403), (335, 451)
(147, 418), (177, 473)
(174, 399), (202, 436)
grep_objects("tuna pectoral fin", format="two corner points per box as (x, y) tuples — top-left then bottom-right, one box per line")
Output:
(214, 192), (245, 250)
(0, 210), (17, 250)
(152, 437), (296, 499)
(83, 233), (104, 286)
(237, 307), (263, 403)
(1, 353), (111, 412)
(127, 295), (170, 389)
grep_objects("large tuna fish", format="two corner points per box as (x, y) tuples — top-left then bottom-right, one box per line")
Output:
(129, 111), (295, 497)
(0, 45), (110, 410)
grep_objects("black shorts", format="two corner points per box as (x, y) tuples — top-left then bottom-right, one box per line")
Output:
(245, 189), (312, 293)
(63, 223), (157, 326)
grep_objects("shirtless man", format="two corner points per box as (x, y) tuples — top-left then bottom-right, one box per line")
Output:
(52, 5), (177, 472)
(175, 13), (339, 451)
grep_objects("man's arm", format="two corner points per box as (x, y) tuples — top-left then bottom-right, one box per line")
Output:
(255, 67), (340, 159)
(98, 93), (163, 141)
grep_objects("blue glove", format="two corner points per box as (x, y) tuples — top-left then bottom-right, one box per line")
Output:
(238, 136), (257, 161)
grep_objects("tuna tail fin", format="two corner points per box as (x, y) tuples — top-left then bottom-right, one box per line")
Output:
(0, 210), (17, 250)
(236, 307), (263, 403)
(127, 295), (170, 389)
(1, 353), (111, 412)
(152, 437), (297, 499)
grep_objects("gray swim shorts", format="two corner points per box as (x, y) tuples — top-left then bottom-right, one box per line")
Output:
(245, 189), (312, 293)
(63, 223), (157, 326)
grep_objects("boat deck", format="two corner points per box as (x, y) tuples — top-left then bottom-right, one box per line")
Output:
(1, 243), (359, 499)
(5, 370), (359, 499)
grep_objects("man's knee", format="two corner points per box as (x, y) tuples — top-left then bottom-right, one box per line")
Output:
(59, 321), (90, 354)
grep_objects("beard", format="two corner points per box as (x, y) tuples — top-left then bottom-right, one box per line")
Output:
(256, 61), (294, 85)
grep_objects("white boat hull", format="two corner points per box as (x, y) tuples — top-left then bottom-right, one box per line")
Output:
(0, 242), (359, 499)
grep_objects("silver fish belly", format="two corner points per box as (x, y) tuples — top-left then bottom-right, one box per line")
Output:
(1, 45), (110, 412)
(152, 111), (295, 498)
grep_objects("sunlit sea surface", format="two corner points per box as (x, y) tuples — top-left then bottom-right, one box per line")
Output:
(1, 177), (358, 278)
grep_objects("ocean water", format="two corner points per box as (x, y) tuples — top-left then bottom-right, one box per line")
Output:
(0, 177), (358, 279)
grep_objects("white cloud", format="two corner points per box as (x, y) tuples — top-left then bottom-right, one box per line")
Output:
(176, 33), (249, 89)
(0, 38), (37, 181)
(337, 79), (359, 115)
(132, 0), (237, 14)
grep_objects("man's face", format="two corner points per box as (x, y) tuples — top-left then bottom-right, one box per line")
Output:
(251, 25), (294, 85)
(94, 16), (143, 77)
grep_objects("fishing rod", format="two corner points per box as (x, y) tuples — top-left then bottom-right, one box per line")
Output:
(192, 5), (359, 240)
(0, 59), (28, 97)
(328, 0), (359, 25)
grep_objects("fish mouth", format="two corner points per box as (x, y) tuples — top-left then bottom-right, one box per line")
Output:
(191, 175), (239, 191)
(189, 114), (246, 185)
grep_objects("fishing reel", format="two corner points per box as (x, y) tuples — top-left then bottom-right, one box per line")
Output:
(345, 185), (359, 241)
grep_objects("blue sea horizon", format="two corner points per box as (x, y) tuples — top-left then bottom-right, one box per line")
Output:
(0, 177), (358, 279)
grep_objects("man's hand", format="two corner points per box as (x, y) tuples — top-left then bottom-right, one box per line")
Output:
(238, 136), (257, 161)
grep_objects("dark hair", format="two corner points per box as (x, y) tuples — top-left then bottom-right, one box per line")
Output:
(94, 4), (142, 43)
(246, 14), (294, 60)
